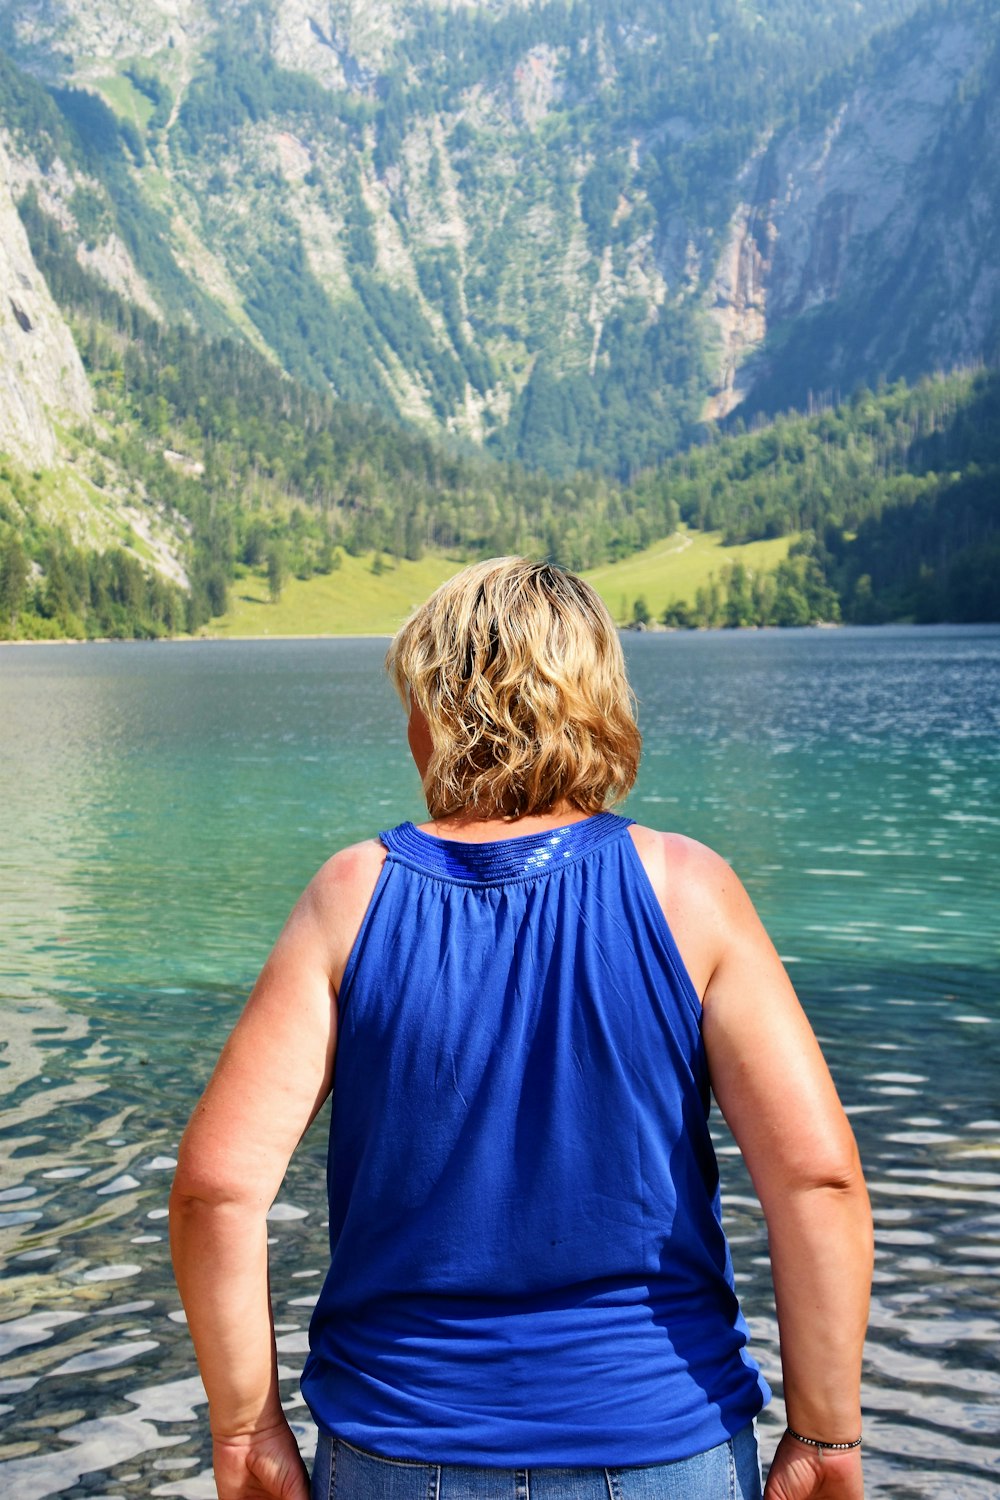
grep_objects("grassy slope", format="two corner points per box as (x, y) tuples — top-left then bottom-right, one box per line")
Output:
(1, 450), (188, 571)
(205, 530), (794, 636)
(206, 552), (467, 637)
(583, 530), (793, 620)
(94, 74), (155, 130)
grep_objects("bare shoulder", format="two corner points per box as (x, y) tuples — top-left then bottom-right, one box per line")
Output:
(627, 823), (744, 917)
(288, 837), (388, 994)
(627, 824), (753, 1000)
(308, 837), (387, 905)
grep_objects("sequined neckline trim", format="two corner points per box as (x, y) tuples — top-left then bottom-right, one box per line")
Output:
(379, 812), (633, 886)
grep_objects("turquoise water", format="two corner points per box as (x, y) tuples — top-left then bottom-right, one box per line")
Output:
(1, 627), (998, 1497)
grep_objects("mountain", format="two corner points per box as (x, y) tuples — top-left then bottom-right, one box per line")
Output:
(7, 0), (996, 480)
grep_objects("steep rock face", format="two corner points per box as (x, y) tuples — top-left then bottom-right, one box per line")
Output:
(268, 0), (535, 90)
(269, 0), (396, 88)
(705, 195), (770, 420)
(715, 13), (1000, 415)
(764, 20), (979, 321)
(0, 137), (92, 466)
(1, 137), (164, 319)
(77, 232), (162, 317)
(4, 0), (199, 74)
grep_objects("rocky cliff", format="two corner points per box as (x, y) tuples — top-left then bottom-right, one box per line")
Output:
(3, 0), (201, 78)
(713, 8), (1000, 418)
(0, 135), (91, 466)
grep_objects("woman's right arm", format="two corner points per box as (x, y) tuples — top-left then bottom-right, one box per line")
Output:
(170, 840), (385, 1500)
(661, 836), (873, 1500)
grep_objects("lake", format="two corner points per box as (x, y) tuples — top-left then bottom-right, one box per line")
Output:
(1, 627), (998, 1498)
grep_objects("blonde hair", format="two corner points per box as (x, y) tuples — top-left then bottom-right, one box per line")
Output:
(386, 557), (641, 819)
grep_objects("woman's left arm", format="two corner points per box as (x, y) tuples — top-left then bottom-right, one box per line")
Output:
(170, 843), (383, 1500)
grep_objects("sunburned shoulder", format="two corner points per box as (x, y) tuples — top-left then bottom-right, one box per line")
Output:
(286, 837), (387, 939)
(628, 823), (741, 899)
(307, 837), (387, 910)
(281, 838), (388, 991)
(627, 824), (753, 983)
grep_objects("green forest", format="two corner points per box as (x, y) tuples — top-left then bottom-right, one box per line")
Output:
(3, 195), (620, 637)
(635, 373), (1000, 625)
(2, 186), (997, 639)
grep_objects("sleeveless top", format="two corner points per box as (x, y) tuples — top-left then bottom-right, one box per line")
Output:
(300, 813), (769, 1466)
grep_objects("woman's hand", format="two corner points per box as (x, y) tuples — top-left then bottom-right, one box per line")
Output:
(763, 1431), (864, 1500)
(212, 1416), (311, 1500)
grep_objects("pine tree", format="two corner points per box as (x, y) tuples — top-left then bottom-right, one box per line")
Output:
(0, 535), (28, 628)
(267, 542), (287, 602)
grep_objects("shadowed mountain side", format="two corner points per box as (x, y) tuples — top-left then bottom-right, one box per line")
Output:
(729, 5), (1000, 423)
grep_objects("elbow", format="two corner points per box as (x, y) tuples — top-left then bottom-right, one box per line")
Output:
(805, 1159), (874, 1246)
(169, 1177), (222, 1223)
(803, 1150), (868, 1198)
(169, 1159), (270, 1219)
(760, 1136), (872, 1214)
(785, 1123), (868, 1197)
(169, 1125), (276, 1216)
(168, 1180), (271, 1254)
(169, 1177), (216, 1215)
(763, 1147), (874, 1254)
(169, 1181), (266, 1216)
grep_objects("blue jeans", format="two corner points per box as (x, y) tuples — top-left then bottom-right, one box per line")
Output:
(311, 1425), (762, 1499)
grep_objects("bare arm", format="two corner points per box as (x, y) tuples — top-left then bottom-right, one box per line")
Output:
(633, 830), (873, 1500)
(169, 841), (384, 1500)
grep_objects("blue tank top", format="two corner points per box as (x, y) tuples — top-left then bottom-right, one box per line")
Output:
(301, 813), (769, 1465)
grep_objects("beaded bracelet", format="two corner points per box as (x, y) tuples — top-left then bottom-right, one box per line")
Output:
(786, 1426), (863, 1452)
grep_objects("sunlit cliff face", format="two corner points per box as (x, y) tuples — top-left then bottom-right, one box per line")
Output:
(0, 140), (92, 468)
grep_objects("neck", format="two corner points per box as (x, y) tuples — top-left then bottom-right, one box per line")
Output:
(419, 803), (595, 843)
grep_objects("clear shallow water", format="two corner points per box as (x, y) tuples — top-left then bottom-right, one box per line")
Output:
(1, 627), (998, 1498)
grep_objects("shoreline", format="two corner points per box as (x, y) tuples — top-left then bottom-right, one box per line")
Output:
(4, 621), (997, 648)
(0, 631), (397, 646)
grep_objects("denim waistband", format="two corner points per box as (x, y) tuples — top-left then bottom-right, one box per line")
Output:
(310, 1423), (762, 1500)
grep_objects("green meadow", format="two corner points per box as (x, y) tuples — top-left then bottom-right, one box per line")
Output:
(583, 530), (793, 621)
(205, 530), (794, 637)
(207, 552), (465, 637)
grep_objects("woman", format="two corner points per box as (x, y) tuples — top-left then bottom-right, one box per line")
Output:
(171, 557), (872, 1500)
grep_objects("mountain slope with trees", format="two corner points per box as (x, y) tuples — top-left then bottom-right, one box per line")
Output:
(5, 0), (997, 479)
(646, 369), (1000, 626)
(3, 196), (997, 638)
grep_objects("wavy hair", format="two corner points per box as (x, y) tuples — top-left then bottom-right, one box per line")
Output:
(385, 557), (641, 818)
